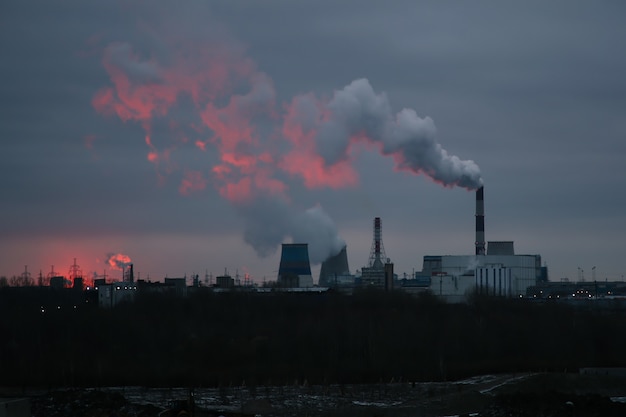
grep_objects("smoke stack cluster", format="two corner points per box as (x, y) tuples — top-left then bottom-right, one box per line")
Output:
(475, 186), (485, 255)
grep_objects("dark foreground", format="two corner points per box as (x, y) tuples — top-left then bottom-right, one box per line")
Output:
(3, 372), (626, 417)
(4, 290), (626, 387)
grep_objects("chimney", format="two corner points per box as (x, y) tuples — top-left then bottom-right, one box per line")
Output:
(384, 261), (394, 291)
(475, 186), (485, 255)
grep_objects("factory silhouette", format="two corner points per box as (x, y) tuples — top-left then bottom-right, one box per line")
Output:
(5, 186), (626, 309)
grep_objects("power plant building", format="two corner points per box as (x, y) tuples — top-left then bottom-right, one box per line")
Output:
(417, 187), (547, 302)
(422, 252), (543, 302)
(277, 243), (314, 288)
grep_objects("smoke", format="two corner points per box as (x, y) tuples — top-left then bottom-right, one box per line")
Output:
(106, 253), (132, 270)
(291, 206), (346, 264)
(92, 13), (482, 264)
(240, 197), (344, 264)
(466, 256), (481, 273)
(306, 78), (483, 189)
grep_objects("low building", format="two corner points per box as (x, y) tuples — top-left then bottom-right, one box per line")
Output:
(216, 275), (234, 289)
(97, 282), (137, 308)
(420, 249), (543, 302)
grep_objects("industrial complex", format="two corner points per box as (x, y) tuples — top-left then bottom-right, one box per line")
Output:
(314, 186), (548, 302)
(4, 186), (626, 308)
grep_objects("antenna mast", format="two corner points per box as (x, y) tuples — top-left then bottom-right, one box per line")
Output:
(367, 217), (387, 268)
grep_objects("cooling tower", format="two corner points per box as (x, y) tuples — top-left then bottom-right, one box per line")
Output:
(278, 243), (313, 288)
(319, 245), (350, 287)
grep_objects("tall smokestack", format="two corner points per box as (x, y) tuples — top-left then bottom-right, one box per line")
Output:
(475, 186), (485, 255)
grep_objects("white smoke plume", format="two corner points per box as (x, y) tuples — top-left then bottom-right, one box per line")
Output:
(94, 17), (484, 267)
(314, 78), (483, 189)
(240, 197), (344, 265)
(466, 256), (481, 273)
(291, 206), (346, 264)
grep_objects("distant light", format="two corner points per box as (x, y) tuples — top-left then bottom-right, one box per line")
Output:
(57, 306), (60, 309)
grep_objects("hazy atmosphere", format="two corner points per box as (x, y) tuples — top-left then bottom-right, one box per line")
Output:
(1, 0), (625, 283)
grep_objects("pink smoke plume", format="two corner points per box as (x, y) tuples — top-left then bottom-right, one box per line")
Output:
(92, 16), (482, 262)
(106, 253), (132, 271)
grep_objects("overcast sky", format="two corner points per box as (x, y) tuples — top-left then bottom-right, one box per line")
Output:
(1, 1), (625, 283)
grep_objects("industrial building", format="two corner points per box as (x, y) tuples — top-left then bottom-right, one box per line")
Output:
(420, 250), (543, 302)
(6, 184), (554, 305)
(95, 264), (139, 308)
(317, 217), (395, 292)
(414, 186), (547, 302)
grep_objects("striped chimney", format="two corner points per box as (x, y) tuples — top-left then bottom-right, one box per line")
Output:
(475, 186), (485, 255)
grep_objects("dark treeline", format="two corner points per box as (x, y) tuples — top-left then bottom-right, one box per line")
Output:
(1, 288), (626, 388)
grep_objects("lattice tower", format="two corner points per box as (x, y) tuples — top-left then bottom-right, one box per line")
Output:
(367, 217), (388, 269)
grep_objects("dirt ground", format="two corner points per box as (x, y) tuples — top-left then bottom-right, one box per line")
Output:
(3, 372), (626, 416)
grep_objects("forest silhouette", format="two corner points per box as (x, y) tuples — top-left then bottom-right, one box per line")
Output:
(1, 288), (625, 388)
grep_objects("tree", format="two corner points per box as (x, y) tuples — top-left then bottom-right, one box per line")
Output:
(8, 273), (35, 287)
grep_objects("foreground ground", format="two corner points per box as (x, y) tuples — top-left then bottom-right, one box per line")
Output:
(3, 372), (626, 416)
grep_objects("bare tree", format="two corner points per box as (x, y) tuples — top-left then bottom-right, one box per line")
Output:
(8, 274), (35, 287)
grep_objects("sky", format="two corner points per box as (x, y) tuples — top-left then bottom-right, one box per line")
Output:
(1, 1), (625, 284)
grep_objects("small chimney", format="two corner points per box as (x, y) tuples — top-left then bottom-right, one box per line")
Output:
(475, 186), (485, 255)
(384, 261), (394, 291)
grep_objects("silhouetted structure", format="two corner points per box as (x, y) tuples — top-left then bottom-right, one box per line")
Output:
(277, 243), (313, 287)
(361, 217), (390, 287)
(319, 246), (351, 287)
